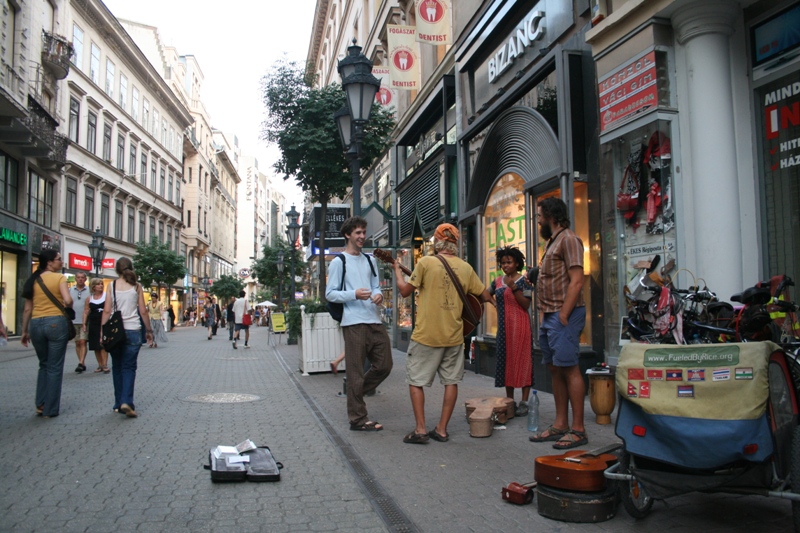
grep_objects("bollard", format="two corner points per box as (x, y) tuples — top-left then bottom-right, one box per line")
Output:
(342, 376), (347, 396)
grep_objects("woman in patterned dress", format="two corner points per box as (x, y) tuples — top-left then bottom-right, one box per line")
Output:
(493, 246), (533, 417)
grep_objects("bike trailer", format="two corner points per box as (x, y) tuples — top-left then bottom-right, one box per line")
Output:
(615, 342), (777, 470)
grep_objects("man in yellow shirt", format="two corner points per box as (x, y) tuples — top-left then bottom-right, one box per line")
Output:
(394, 224), (494, 443)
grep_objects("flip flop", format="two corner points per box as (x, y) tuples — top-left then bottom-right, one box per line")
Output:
(428, 429), (449, 442)
(330, 362), (338, 375)
(403, 432), (429, 444)
(552, 430), (589, 450)
(93, 367), (104, 373)
(350, 420), (383, 432)
(528, 425), (569, 442)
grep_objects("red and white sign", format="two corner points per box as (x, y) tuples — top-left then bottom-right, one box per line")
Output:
(102, 258), (115, 269)
(599, 51), (658, 133)
(415, 0), (451, 45)
(69, 253), (92, 271)
(373, 67), (396, 108)
(387, 25), (420, 91)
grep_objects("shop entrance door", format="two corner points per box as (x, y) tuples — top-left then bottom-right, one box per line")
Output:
(529, 180), (592, 348)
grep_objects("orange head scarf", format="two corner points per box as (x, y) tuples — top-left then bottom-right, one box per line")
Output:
(434, 223), (459, 243)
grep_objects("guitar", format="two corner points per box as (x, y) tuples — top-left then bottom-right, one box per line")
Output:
(374, 248), (483, 337)
(533, 443), (621, 492)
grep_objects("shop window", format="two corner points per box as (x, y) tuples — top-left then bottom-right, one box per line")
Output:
(600, 120), (677, 356)
(515, 68), (559, 136)
(483, 173), (528, 336)
(1, 251), (18, 335)
(0, 152), (18, 211)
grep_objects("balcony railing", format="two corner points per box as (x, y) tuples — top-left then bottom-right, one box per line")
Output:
(41, 31), (73, 80)
(18, 97), (68, 166)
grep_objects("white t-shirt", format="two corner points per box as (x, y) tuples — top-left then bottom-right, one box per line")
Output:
(232, 297), (250, 324)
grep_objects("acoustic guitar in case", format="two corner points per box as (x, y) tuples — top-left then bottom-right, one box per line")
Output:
(374, 248), (483, 337)
(534, 443), (621, 492)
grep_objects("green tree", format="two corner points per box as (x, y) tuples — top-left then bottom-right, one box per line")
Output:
(260, 58), (394, 301)
(251, 240), (305, 309)
(133, 237), (186, 289)
(208, 274), (245, 302)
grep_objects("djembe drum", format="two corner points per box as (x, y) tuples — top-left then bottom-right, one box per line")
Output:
(587, 371), (616, 425)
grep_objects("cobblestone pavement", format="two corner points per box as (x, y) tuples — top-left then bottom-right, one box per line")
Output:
(0, 325), (794, 532)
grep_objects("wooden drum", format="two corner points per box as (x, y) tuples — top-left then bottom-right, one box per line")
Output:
(587, 373), (616, 425)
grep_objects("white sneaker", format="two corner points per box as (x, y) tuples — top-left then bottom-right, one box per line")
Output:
(232, 340), (237, 349)
(243, 345), (250, 349)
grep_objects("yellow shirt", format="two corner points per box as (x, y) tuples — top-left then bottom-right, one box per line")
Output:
(32, 271), (67, 318)
(408, 255), (485, 347)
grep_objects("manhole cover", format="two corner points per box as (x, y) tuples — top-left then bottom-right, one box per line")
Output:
(185, 393), (261, 403)
(215, 357), (257, 361)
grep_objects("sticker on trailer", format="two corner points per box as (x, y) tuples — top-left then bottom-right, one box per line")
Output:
(735, 367), (753, 380)
(713, 368), (731, 381)
(628, 368), (645, 380)
(666, 369), (683, 381)
(687, 369), (705, 382)
(646, 369), (663, 380)
(677, 385), (694, 398)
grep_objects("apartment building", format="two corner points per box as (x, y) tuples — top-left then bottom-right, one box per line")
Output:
(209, 129), (238, 280)
(0, 0), (72, 334)
(62, 0), (189, 322)
(236, 155), (285, 301)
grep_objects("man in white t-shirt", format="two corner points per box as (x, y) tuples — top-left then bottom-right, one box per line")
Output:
(69, 272), (90, 372)
(231, 290), (251, 349)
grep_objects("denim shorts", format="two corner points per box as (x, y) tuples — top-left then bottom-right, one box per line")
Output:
(539, 307), (586, 367)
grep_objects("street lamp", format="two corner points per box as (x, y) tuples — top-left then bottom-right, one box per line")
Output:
(87, 227), (107, 277)
(201, 276), (209, 298)
(336, 39), (381, 217)
(285, 205), (301, 302)
(276, 250), (284, 310)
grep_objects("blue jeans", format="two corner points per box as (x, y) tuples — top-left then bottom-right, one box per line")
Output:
(110, 329), (142, 410)
(31, 315), (70, 417)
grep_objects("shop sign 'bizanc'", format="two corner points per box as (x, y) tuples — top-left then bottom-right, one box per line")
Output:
(488, 9), (545, 84)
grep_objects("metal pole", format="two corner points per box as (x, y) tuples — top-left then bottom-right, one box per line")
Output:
(350, 153), (361, 217)
(290, 251), (296, 302)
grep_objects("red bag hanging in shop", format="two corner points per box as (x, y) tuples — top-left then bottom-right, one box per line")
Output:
(646, 182), (662, 223)
(616, 165), (639, 216)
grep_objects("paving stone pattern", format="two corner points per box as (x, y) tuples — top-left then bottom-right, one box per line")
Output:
(0, 326), (794, 532)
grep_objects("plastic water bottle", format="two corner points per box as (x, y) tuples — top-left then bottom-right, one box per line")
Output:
(527, 391), (539, 432)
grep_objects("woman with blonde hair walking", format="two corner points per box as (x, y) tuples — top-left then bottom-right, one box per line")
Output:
(101, 257), (153, 418)
(84, 277), (109, 373)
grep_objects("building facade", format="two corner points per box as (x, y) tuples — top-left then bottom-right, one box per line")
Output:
(0, 0), (72, 335)
(62, 0), (190, 317)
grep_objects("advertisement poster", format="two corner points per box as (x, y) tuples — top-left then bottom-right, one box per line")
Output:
(414, 0), (451, 45)
(387, 25), (421, 91)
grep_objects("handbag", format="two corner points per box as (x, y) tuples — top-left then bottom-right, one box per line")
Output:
(243, 312), (252, 326)
(616, 165), (639, 213)
(102, 281), (126, 352)
(35, 277), (77, 340)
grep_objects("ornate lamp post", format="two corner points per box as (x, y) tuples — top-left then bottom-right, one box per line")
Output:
(87, 227), (107, 277)
(285, 205), (301, 302)
(336, 39), (381, 217)
(276, 250), (284, 310)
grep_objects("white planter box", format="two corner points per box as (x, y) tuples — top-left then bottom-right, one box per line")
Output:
(298, 306), (345, 375)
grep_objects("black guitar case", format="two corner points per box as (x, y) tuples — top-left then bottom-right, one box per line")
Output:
(206, 446), (283, 482)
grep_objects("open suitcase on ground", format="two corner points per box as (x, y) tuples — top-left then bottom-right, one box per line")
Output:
(206, 446), (283, 482)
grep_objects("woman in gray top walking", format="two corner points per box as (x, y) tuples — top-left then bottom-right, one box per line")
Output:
(101, 257), (153, 418)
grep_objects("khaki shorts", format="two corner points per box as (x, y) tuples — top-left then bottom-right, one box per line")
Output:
(73, 324), (88, 341)
(405, 341), (465, 387)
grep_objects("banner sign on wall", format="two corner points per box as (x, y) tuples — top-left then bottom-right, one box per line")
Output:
(373, 67), (396, 108)
(102, 258), (115, 269)
(598, 51), (659, 133)
(69, 253), (92, 271)
(387, 25), (421, 91)
(415, 0), (451, 45)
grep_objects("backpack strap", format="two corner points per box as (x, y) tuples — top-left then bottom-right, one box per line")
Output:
(337, 254), (346, 291)
(365, 254), (376, 277)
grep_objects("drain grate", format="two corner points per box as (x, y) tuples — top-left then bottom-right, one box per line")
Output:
(184, 393), (260, 403)
(273, 347), (419, 533)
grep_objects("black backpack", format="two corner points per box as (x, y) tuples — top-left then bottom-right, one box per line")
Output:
(326, 253), (376, 322)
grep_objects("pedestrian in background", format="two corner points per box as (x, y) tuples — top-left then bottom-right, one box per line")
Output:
(528, 197), (588, 450)
(147, 293), (168, 348)
(492, 246), (533, 416)
(204, 299), (216, 340)
(101, 257), (153, 418)
(394, 224), (494, 443)
(326, 216), (392, 432)
(69, 272), (90, 373)
(227, 297), (236, 341)
(21, 249), (73, 418)
(232, 290), (251, 349)
(167, 305), (175, 331)
(212, 298), (221, 335)
(84, 278), (109, 373)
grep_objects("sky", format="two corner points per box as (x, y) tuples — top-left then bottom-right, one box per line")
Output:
(101, 0), (318, 209)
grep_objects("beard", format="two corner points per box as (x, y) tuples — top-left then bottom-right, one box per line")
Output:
(540, 220), (553, 240)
